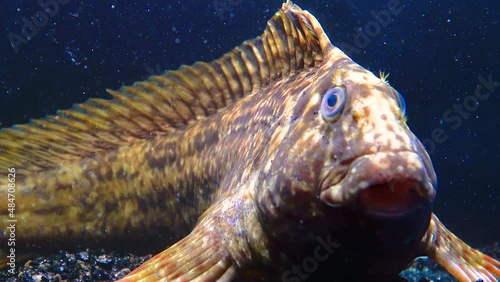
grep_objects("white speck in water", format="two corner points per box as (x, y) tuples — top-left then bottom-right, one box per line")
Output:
(65, 47), (81, 65)
(175, 38), (180, 44)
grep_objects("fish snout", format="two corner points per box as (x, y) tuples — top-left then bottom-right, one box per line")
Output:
(320, 151), (436, 217)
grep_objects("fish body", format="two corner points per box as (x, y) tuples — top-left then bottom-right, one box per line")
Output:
(1, 1), (499, 281)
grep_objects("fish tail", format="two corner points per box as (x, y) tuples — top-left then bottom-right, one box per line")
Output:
(421, 213), (500, 282)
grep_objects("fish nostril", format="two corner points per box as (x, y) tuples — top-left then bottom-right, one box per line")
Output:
(358, 180), (425, 216)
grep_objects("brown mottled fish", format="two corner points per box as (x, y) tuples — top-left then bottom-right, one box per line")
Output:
(0, 1), (499, 281)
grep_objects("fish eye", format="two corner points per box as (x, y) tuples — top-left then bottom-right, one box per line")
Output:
(396, 91), (406, 117)
(321, 87), (346, 122)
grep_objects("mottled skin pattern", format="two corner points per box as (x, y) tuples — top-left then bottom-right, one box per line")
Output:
(0, 1), (499, 282)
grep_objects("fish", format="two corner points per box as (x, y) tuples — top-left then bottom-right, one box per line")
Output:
(0, 1), (499, 281)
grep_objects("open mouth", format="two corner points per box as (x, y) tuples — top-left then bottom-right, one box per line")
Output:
(320, 151), (436, 217)
(357, 180), (427, 218)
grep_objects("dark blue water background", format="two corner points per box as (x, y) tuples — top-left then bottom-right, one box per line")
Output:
(0, 0), (498, 248)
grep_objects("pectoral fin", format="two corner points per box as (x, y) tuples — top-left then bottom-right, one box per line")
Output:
(421, 213), (500, 282)
(116, 187), (263, 282)
(117, 216), (237, 282)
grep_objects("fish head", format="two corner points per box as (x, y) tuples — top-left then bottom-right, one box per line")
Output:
(256, 54), (436, 232)
(253, 52), (438, 270)
(253, 4), (436, 251)
(259, 50), (436, 221)
(311, 53), (437, 219)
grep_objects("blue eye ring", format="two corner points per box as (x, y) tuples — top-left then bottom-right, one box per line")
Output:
(396, 91), (406, 117)
(321, 87), (346, 122)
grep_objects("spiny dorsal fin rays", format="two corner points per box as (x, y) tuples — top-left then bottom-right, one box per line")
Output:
(287, 3), (336, 56)
(0, 2), (326, 176)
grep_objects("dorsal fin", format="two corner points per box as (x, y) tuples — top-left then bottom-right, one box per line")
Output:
(0, 2), (326, 174)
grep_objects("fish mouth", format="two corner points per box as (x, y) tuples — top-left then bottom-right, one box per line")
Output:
(320, 151), (436, 218)
(357, 180), (428, 218)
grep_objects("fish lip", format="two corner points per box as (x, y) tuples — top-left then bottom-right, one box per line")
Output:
(319, 151), (436, 210)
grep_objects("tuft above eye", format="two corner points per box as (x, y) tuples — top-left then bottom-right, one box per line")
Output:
(396, 91), (406, 117)
(321, 87), (346, 122)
